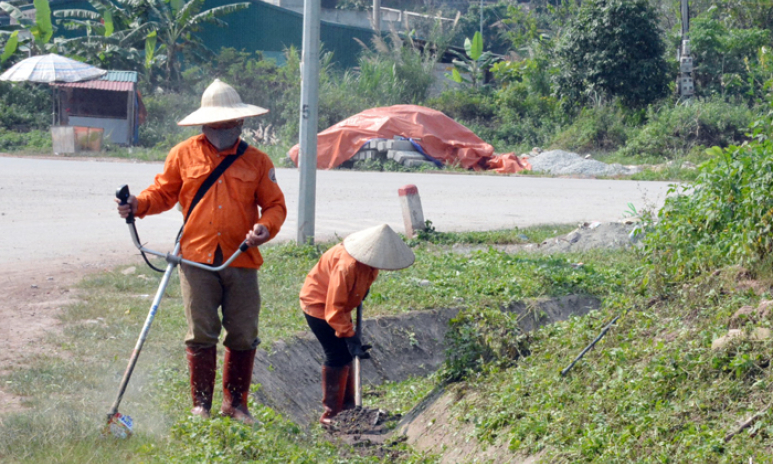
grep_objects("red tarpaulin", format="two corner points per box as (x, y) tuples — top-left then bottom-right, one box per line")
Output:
(288, 105), (531, 174)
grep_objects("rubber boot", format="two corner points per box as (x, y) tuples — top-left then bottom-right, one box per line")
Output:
(342, 361), (356, 411)
(186, 345), (216, 419)
(220, 347), (258, 425)
(320, 364), (350, 425)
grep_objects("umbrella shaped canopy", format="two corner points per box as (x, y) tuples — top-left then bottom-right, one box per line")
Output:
(0, 54), (106, 83)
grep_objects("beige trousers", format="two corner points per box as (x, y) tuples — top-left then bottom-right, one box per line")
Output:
(179, 263), (261, 351)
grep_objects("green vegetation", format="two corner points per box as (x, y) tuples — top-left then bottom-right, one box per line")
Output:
(1, 223), (629, 463)
(0, 0), (769, 181)
(415, 107), (773, 461)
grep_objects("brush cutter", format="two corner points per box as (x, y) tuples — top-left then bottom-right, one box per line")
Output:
(105, 185), (251, 438)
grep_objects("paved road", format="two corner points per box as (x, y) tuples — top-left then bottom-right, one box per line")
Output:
(0, 156), (674, 269)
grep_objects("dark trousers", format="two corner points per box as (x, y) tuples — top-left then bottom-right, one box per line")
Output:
(304, 313), (353, 368)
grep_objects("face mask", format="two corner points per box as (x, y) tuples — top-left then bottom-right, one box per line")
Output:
(203, 123), (242, 151)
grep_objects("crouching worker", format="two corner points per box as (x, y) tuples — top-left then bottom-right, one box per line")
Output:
(116, 79), (287, 425)
(299, 224), (415, 424)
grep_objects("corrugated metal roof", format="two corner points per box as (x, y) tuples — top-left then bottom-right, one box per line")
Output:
(51, 71), (137, 91)
(53, 80), (134, 91)
(101, 71), (138, 83)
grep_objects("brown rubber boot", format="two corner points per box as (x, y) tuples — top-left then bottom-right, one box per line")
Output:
(220, 347), (258, 425)
(186, 345), (217, 419)
(342, 361), (356, 411)
(320, 364), (350, 425)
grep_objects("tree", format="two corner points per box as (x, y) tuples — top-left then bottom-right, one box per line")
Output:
(54, 0), (154, 72)
(554, 0), (671, 110)
(449, 31), (500, 89)
(145, 0), (248, 86)
(0, 0), (55, 64)
(55, 0), (248, 87)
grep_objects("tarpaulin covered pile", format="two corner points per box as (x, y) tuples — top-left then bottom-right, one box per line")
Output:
(288, 105), (531, 174)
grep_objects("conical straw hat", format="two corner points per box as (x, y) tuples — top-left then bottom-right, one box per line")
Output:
(178, 79), (269, 126)
(343, 224), (415, 270)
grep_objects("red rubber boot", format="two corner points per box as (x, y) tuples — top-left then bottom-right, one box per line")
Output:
(220, 347), (257, 425)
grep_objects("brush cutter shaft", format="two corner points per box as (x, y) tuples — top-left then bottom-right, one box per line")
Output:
(108, 241), (180, 419)
(354, 303), (363, 406)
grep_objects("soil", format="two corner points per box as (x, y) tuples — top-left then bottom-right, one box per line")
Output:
(0, 260), (114, 415)
(326, 406), (406, 460)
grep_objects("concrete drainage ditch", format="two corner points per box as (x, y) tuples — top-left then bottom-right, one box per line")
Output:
(250, 294), (600, 427)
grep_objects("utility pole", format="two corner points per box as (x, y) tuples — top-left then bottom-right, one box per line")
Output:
(373, 0), (381, 33)
(677, 0), (694, 99)
(479, 0), (483, 41)
(297, 0), (321, 245)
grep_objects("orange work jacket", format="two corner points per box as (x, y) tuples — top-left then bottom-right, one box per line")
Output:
(135, 134), (287, 269)
(300, 243), (379, 338)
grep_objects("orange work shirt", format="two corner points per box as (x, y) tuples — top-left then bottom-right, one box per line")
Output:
(135, 134), (287, 269)
(300, 243), (379, 338)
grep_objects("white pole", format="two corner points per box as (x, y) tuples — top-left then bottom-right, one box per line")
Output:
(373, 0), (381, 33)
(297, 0), (321, 245)
(479, 0), (483, 40)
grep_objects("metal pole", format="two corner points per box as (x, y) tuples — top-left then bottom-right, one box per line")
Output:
(373, 0), (381, 33)
(354, 303), (363, 406)
(297, 0), (321, 245)
(479, 0), (483, 41)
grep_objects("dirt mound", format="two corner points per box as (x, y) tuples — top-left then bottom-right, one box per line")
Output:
(329, 406), (401, 436)
(449, 221), (642, 256)
(326, 406), (405, 460)
(249, 295), (599, 426)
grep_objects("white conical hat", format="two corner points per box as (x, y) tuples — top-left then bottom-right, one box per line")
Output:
(178, 79), (269, 126)
(343, 224), (415, 270)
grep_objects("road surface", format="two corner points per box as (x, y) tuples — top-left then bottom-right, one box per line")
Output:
(0, 155), (674, 268)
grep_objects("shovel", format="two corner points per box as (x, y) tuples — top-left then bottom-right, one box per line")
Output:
(353, 303), (363, 407)
(106, 185), (250, 438)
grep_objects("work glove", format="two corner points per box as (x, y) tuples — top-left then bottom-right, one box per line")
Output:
(345, 334), (372, 359)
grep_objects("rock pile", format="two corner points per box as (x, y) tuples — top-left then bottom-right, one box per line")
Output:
(528, 149), (642, 177)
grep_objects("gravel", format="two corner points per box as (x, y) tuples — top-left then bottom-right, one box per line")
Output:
(529, 150), (643, 177)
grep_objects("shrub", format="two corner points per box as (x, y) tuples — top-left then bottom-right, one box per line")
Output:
(0, 128), (51, 151)
(554, 0), (671, 110)
(550, 104), (630, 153)
(0, 82), (51, 130)
(441, 306), (530, 382)
(427, 88), (496, 126)
(622, 97), (756, 159)
(644, 108), (773, 283)
(689, 10), (770, 100)
(138, 92), (199, 149)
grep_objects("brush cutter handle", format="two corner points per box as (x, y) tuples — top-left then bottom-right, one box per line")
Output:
(115, 185), (135, 224)
(116, 184), (251, 272)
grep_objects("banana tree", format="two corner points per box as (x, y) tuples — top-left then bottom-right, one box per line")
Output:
(54, 0), (155, 72)
(0, 0), (55, 63)
(448, 31), (500, 89)
(144, 0), (248, 86)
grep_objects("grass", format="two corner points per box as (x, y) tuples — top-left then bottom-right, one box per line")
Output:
(433, 262), (773, 462)
(3, 223), (624, 463)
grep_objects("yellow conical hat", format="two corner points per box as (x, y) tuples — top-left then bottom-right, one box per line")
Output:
(343, 224), (415, 270)
(178, 79), (268, 126)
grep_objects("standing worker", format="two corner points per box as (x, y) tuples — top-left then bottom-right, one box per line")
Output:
(116, 79), (287, 425)
(299, 224), (415, 424)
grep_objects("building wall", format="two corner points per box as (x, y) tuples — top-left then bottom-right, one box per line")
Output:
(198, 0), (378, 68)
(69, 117), (129, 145)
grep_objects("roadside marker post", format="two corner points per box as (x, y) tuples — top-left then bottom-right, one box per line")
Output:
(398, 184), (425, 237)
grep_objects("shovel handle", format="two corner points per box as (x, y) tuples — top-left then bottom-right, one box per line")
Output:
(354, 303), (363, 407)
